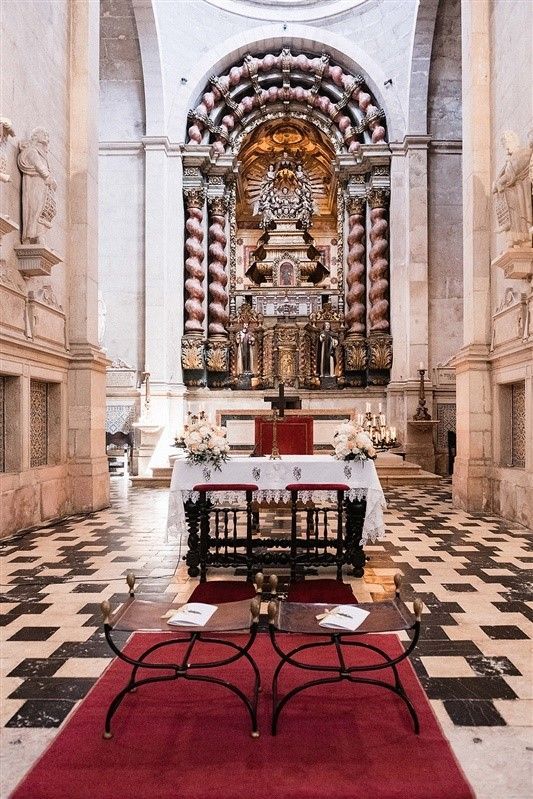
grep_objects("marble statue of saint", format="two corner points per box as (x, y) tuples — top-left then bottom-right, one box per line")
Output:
(17, 127), (57, 244)
(318, 321), (338, 377)
(236, 322), (255, 374)
(492, 130), (533, 247)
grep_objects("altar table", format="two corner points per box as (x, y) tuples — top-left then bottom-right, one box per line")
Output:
(167, 455), (386, 578)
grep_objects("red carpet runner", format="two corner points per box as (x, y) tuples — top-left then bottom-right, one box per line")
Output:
(10, 633), (474, 799)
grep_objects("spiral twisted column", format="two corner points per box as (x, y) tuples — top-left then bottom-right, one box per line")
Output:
(368, 188), (390, 334)
(345, 196), (367, 336)
(183, 188), (206, 335)
(207, 196), (229, 337)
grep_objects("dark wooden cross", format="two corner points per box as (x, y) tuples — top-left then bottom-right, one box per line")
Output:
(264, 381), (301, 418)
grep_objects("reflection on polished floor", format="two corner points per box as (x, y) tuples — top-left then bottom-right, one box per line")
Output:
(1, 478), (531, 798)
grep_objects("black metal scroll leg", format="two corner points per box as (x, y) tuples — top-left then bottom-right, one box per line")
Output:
(184, 498), (201, 577)
(345, 498), (366, 577)
(290, 490), (298, 582)
(245, 490), (254, 581)
(199, 492), (209, 583)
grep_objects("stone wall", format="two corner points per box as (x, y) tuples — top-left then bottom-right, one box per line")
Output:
(0, 1), (109, 538)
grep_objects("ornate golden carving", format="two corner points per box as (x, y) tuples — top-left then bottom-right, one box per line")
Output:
(205, 340), (229, 372)
(181, 337), (204, 371)
(344, 338), (368, 371)
(368, 335), (393, 371)
(309, 301), (343, 324)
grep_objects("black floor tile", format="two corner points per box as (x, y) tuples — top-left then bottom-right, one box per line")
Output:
(8, 627), (59, 642)
(5, 699), (76, 728)
(480, 625), (529, 640)
(443, 699), (507, 726)
(9, 677), (95, 701)
(8, 658), (66, 678)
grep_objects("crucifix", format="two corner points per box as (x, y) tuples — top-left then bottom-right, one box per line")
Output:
(264, 381), (301, 417)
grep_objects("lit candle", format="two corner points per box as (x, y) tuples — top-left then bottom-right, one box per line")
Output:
(378, 402), (382, 413)
(390, 426), (396, 440)
(419, 361), (424, 372)
(366, 402), (371, 413)
(380, 414), (386, 426)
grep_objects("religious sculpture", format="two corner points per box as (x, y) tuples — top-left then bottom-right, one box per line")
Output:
(0, 118), (15, 183)
(317, 320), (338, 377)
(17, 127), (57, 244)
(492, 130), (533, 248)
(236, 321), (255, 374)
(257, 154), (314, 230)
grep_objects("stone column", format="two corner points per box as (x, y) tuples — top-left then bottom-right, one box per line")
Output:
(181, 186), (206, 382)
(343, 190), (367, 385)
(206, 194), (230, 382)
(452, 0), (493, 511)
(67, 0), (109, 512)
(367, 185), (392, 384)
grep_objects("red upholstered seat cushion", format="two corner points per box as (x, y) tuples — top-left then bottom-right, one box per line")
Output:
(285, 483), (349, 492)
(287, 579), (357, 604)
(188, 581), (257, 604)
(192, 484), (258, 492)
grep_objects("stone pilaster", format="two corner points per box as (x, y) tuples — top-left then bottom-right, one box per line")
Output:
(452, 0), (493, 512)
(67, 0), (109, 513)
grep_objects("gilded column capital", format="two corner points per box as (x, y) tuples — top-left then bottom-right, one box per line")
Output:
(367, 187), (390, 209)
(346, 196), (366, 215)
(207, 195), (228, 216)
(184, 187), (205, 209)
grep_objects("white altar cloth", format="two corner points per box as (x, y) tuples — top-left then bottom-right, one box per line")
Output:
(167, 454), (386, 545)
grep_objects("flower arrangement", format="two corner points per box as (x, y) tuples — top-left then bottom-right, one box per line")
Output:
(332, 421), (377, 461)
(177, 411), (230, 471)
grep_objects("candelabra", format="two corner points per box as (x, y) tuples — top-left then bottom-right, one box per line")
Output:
(356, 405), (398, 449)
(269, 409), (281, 460)
(413, 368), (431, 421)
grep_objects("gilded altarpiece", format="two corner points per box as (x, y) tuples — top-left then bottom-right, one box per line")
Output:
(181, 49), (393, 391)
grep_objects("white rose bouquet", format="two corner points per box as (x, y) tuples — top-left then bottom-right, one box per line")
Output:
(181, 411), (230, 470)
(332, 421), (377, 461)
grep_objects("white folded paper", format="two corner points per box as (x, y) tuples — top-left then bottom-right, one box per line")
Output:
(167, 603), (218, 627)
(317, 605), (370, 632)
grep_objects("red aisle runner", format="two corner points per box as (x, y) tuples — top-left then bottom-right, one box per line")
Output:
(10, 633), (474, 799)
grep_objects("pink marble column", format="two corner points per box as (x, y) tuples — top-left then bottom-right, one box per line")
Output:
(183, 188), (206, 335)
(207, 196), (229, 337)
(368, 188), (391, 334)
(345, 196), (366, 336)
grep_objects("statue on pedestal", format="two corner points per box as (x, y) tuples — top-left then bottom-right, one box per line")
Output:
(492, 130), (533, 248)
(236, 321), (255, 374)
(17, 128), (57, 244)
(318, 320), (338, 377)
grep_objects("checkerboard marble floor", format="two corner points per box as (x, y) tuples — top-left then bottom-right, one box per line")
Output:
(1, 478), (532, 798)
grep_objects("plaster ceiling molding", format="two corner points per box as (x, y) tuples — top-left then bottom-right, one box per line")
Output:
(202, 0), (371, 22)
(186, 48), (387, 156)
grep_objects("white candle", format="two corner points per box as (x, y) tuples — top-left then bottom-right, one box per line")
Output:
(390, 426), (396, 440)
(380, 414), (386, 426)
(378, 402), (382, 413)
(366, 402), (371, 413)
(419, 361), (424, 371)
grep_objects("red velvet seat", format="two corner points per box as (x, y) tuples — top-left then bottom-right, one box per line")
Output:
(193, 484), (259, 493)
(285, 483), (350, 492)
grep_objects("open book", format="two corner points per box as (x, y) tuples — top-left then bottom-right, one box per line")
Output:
(317, 605), (370, 632)
(167, 603), (218, 627)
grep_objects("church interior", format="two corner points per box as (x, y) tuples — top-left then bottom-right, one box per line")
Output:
(0, 0), (532, 797)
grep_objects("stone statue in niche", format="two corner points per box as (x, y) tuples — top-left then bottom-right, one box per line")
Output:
(492, 130), (533, 247)
(17, 127), (57, 244)
(318, 320), (338, 377)
(236, 321), (255, 374)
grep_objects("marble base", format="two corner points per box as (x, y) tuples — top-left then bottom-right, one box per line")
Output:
(406, 419), (440, 473)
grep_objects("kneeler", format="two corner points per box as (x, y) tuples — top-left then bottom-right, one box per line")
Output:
(189, 572), (277, 604)
(285, 482), (357, 604)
